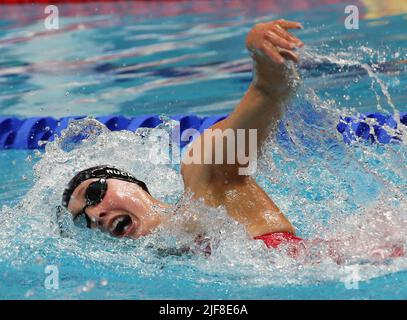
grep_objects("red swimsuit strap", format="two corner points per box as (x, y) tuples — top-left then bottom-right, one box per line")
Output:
(254, 232), (303, 248)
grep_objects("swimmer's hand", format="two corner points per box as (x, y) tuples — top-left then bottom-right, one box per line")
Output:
(246, 19), (303, 102)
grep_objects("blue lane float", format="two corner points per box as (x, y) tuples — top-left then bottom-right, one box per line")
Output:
(337, 112), (406, 144)
(0, 113), (406, 150)
(0, 114), (228, 150)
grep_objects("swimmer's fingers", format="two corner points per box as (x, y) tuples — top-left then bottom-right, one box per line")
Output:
(271, 24), (304, 47)
(263, 31), (300, 64)
(269, 19), (303, 30)
(247, 19), (304, 64)
(279, 48), (299, 63)
(264, 30), (297, 51)
(262, 42), (285, 64)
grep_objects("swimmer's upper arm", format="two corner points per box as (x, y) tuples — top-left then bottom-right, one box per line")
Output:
(180, 178), (295, 237)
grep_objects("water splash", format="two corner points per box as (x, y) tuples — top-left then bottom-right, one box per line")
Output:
(0, 6), (406, 298)
(0, 101), (405, 299)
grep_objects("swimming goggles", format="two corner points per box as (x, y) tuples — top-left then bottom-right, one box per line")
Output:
(73, 178), (108, 228)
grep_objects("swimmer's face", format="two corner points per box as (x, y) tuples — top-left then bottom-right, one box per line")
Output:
(67, 179), (167, 238)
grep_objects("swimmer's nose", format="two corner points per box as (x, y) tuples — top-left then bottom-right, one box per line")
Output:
(96, 212), (107, 227)
(85, 207), (108, 229)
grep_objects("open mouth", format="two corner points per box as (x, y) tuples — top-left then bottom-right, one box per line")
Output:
(109, 214), (134, 237)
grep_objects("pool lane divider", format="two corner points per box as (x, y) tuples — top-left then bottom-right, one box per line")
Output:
(0, 113), (406, 150)
(0, 114), (227, 150)
(337, 112), (407, 144)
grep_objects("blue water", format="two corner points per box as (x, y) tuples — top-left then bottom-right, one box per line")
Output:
(0, 1), (406, 299)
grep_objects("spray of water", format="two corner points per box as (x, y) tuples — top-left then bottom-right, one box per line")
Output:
(0, 45), (406, 297)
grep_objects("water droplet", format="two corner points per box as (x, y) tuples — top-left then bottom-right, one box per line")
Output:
(35, 255), (44, 265)
(81, 280), (95, 293)
(25, 289), (35, 298)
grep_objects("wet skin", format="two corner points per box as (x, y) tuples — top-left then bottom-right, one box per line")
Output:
(68, 19), (304, 239)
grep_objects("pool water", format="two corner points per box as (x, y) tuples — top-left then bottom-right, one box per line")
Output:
(0, 0), (406, 299)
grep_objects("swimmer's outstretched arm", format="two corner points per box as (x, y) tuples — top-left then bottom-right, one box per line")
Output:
(181, 20), (303, 236)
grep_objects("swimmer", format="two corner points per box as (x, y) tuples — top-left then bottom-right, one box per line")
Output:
(60, 19), (403, 259)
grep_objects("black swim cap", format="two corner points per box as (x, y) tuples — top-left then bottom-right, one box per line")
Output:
(62, 165), (150, 208)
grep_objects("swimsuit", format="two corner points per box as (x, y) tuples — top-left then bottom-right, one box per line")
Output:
(255, 232), (405, 261)
(254, 232), (303, 248)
